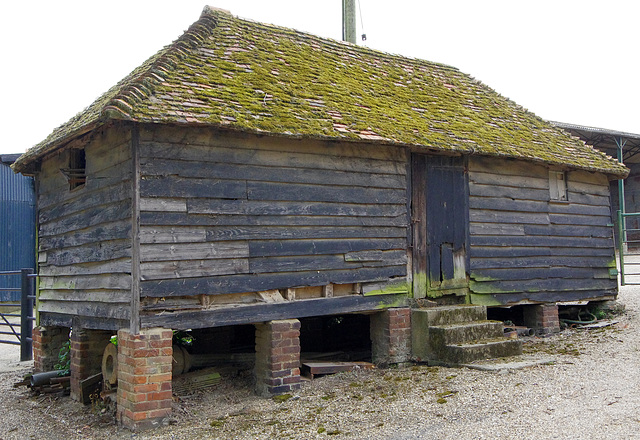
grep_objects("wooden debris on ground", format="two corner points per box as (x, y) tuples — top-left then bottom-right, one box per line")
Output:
(172, 367), (222, 395)
(301, 361), (375, 379)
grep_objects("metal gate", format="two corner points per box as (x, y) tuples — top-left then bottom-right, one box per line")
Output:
(0, 269), (35, 361)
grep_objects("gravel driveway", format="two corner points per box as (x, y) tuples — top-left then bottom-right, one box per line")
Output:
(1, 286), (640, 439)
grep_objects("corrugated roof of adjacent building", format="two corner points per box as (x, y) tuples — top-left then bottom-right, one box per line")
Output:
(13, 6), (628, 178)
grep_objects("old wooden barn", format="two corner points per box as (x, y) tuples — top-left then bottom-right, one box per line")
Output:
(13, 7), (627, 429)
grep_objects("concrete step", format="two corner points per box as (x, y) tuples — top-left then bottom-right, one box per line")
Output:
(429, 320), (505, 346)
(441, 338), (523, 365)
(412, 305), (487, 327)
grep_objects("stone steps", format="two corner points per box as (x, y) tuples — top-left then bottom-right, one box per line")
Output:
(412, 305), (523, 365)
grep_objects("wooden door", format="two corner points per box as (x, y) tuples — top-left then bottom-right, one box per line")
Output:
(412, 154), (469, 298)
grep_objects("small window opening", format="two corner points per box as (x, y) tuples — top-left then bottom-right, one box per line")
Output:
(549, 171), (567, 201)
(61, 149), (86, 190)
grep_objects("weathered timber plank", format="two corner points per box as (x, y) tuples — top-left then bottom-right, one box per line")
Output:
(548, 203), (611, 216)
(469, 196), (549, 213)
(140, 176), (248, 199)
(204, 225), (407, 241)
(140, 141), (406, 176)
(143, 124), (408, 162)
(39, 199), (132, 237)
(469, 245), (613, 258)
(38, 301), (131, 320)
(470, 267), (612, 282)
(140, 266), (406, 298)
(567, 170), (609, 186)
(566, 180), (611, 197)
(470, 255), (615, 270)
(549, 213), (612, 226)
(470, 235), (612, 248)
(140, 158), (406, 189)
(141, 294), (409, 330)
(249, 251), (407, 274)
(468, 182), (549, 201)
(38, 220), (131, 251)
(38, 289), (132, 303)
(468, 171), (548, 189)
(141, 212), (407, 228)
(470, 277), (617, 295)
(42, 239), (131, 266)
(565, 192), (610, 206)
(469, 223), (526, 236)
(249, 238), (406, 258)
(140, 241), (249, 262)
(469, 210), (549, 225)
(139, 198), (187, 212)
(187, 199), (407, 217)
(38, 258), (131, 276)
(247, 181), (406, 204)
(39, 274), (132, 290)
(471, 289), (617, 306)
(39, 181), (131, 224)
(523, 224), (613, 238)
(40, 312), (126, 331)
(139, 226), (207, 244)
(140, 258), (249, 280)
(469, 156), (548, 179)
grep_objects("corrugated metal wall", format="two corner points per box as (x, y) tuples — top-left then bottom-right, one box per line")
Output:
(0, 159), (35, 301)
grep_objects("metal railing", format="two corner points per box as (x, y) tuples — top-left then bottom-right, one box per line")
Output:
(0, 268), (36, 361)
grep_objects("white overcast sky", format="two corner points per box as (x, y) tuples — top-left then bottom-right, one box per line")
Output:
(1, 0), (639, 155)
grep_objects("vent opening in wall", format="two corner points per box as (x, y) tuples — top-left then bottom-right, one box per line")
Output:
(60, 148), (86, 190)
(549, 170), (567, 201)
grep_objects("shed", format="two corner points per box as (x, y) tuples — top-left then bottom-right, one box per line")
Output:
(1, 154), (35, 301)
(13, 7), (627, 428)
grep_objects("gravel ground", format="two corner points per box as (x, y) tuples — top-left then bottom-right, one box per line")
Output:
(1, 287), (640, 440)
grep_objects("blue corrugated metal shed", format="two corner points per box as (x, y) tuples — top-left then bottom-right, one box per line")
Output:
(0, 154), (35, 301)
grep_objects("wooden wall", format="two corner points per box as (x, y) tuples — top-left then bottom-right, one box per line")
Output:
(37, 125), (133, 329)
(468, 156), (617, 305)
(137, 125), (409, 309)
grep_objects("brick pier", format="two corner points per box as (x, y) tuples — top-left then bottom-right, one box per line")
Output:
(370, 307), (412, 366)
(254, 319), (301, 396)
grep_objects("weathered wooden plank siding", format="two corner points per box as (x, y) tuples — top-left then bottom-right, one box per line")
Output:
(138, 125), (408, 299)
(37, 125), (133, 322)
(468, 156), (616, 304)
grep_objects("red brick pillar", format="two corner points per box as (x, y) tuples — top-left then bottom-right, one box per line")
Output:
(523, 304), (560, 335)
(116, 328), (173, 431)
(254, 319), (301, 396)
(70, 328), (112, 401)
(370, 308), (412, 367)
(32, 326), (70, 372)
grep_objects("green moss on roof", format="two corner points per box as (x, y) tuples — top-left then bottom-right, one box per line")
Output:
(13, 6), (628, 177)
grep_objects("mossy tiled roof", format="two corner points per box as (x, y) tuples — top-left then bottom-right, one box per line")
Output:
(14, 6), (627, 177)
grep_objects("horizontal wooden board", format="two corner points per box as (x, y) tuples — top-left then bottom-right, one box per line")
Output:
(203, 225), (407, 241)
(548, 202), (611, 217)
(249, 238), (407, 258)
(141, 212), (407, 228)
(187, 199), (407, 218)
(469, 171), (548, 189)
(470, 245), (614, 258)
(140, 265), (406, 298)
(38, 258), (131, 276)
(470, 255), (615, 270)
(140, 176), (248, 199)
(468, 182), (549, 201)
(39, 289), (131, 303)
(471, 289), (617, 306)
(39, 199), (132, 237)
(470, 277), (617, 294)
(469, 210), (549, 225)
(42, 239), (131, 266)
(141, 293), (409, 330)
(470, 235), (612, 248)
(566, 180), (611, 197)
(39, 273), (131, 290)
(247, 181), (405, 204)
(39, 220), (131, 251)
(140, 141), (406, 176)
(567, 170), (609, 186)
(471, 267), (612, 282)
(141, 158), (406, 189)
(38, 300), (131, 320)
(469, 196), (549, 213)
(140, 258), (249, 280)
(469, 156), (548, 179)
(564, 191), (610, 206)
(549, 213), (613, 227)
(139, 226), (207, 244)
(140, 198), (187, 212)
(523, 224), (613, 238)
(469, 223), (525, 236)
(140, 241), (249, 262)
(249, 251), (407, 274)
(40, 312), (127, 331)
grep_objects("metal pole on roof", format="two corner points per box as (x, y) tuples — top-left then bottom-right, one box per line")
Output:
(342, 0), (356, 43)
